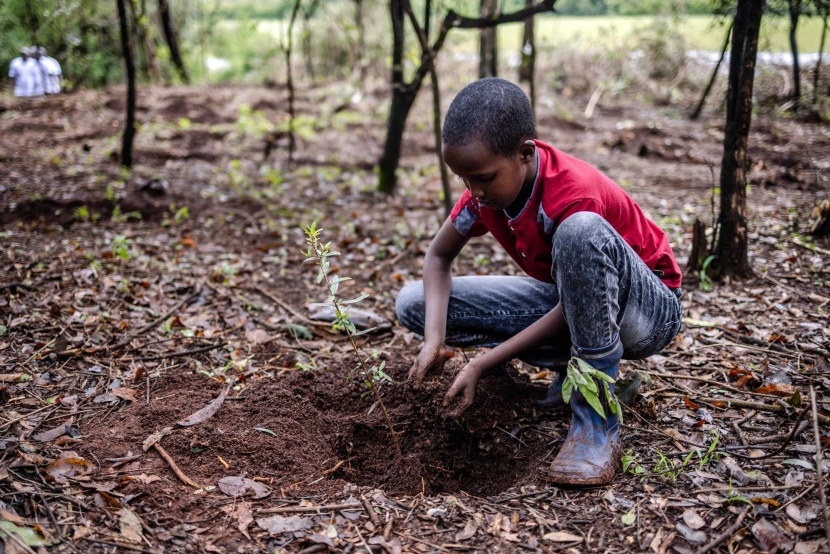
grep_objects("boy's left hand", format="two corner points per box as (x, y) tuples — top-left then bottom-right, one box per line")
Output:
(442, 362), (486, 417)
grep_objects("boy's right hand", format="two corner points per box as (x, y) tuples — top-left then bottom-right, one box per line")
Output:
(408, 343), (455, 387)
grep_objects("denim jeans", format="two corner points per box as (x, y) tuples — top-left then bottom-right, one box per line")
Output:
(396, 212), (683, 366)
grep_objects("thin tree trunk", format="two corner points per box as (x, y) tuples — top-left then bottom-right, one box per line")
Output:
(158, 0), (190, 84)
(519, 0), (536, 117)
(116, 0), (137, 168)
(479, 0), (498, 78)
(716, 0), (763, 278)
(354, 0), (367, 80)
(691, 20), (732, 120)
(813, 13), (828, 106)
(788, 0), (802, 109)
(285, 0), (302, 166)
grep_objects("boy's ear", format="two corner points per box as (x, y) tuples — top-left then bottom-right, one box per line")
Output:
(519, 140), (536, 163)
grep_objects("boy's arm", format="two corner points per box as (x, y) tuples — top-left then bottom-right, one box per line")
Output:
(443, 304), (566, 415)
(408, 217), (469, 385)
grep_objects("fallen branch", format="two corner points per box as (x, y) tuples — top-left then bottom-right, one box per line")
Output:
(257, 502), (363, 515)
(153, 443), (201, 488)
(251, 285), (329, 328)
(810, 385), (830, 544)
(692, 506), (750, 554)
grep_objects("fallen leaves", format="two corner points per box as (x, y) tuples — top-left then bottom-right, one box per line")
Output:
(44, 456), (94, 484)
(217, 476), (271, 499)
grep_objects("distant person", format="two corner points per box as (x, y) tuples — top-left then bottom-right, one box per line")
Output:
(8, 47), (31, 97)
(25, 47), (45, 97)
(38, 47), (62, 94)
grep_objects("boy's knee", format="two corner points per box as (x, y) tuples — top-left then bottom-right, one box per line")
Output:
(395, 281), (426, 332)
(555, 212), (604, 250)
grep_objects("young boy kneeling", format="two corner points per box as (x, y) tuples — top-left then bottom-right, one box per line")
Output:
(396, 78), (682, 486)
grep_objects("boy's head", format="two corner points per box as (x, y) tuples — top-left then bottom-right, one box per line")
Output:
(442, 79), (538, 212)
(442, 78), (535, 157)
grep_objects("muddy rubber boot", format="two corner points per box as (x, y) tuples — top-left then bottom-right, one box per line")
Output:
(547, 344), (622, 486)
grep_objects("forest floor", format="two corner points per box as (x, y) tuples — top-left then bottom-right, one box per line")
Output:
(0, 79), (829, 554)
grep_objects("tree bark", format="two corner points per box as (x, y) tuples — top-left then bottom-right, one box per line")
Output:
(116, 0), (137, 169)
(715, 0), (763, 278)
(788, 0), (802, 109)
(158, 0), (190, 84)
(378, 0), (556, 194)
(691, 20), (732, 120)
(285, 0), (302, 167)
(479, 0), (498, 78)
(813, 13), (828, 106)
(518, 0), (536, 117)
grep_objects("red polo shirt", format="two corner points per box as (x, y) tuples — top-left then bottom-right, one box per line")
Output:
(450, 140), (682, 289)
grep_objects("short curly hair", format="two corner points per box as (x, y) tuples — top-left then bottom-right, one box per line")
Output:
(442, 78), (535, 157)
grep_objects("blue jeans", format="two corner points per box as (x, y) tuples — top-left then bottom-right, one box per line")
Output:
(396, 212), (682, 366)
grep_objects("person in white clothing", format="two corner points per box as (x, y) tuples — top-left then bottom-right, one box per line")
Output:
(38, 47), (62, 94)
(25, 48), (45, 97)
(8, 47), (31, 97)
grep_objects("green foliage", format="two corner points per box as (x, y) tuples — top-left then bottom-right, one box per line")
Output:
(622, 449), (647, 476)
(302, 222), (392, 393)
(562, 357), (621, 422)
(111, 235), (133, 261)
(699, 255), (716, 292)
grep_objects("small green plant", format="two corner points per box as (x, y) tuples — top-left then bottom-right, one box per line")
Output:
(302, 221), (403, 467)
(562, 357), (621, 422)
(622, 449), (646, 476)
(111, 235), (133, 261)
(74, 206), (90, 221)
(699, 255), (716, 292)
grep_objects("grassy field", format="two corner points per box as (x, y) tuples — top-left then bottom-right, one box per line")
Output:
(246, 14), (826, 54)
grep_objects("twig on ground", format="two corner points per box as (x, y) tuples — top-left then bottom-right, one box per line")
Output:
(692, 506), (750, 554)
(153, 443), (201, 488)
(745, 406), (811, 460)
(810, 385), (830, 543)
(658, 393), (830, 425)
(257, 502), (363, 515)
(251, 285), (329, 328)
(362, 495), (380, 526)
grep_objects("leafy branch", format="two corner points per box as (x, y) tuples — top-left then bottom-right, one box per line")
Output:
(562, 357), (622, 422)
(302, 222), (403, 468)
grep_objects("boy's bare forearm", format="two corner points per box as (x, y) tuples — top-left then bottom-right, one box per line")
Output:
(420, 219), (468, 347)
(469, 305), (565, 371)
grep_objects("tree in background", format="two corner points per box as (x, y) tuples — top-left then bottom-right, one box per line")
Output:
(479, 0), (499, 78)
(116, 0), (137, 168)
(518, 0), (537, 117)
(158, 0), (190, 83)
(378, 0), (556, 194)
(715, 0), (764, 277)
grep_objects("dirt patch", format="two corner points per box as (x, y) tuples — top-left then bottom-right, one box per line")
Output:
(80, 354), (554, 514)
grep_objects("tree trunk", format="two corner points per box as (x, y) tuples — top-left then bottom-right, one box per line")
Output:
(116, 0), (137, 169)
(285, 0), (302, 167)
(788, 0), (802, 109)
(158, 0), (190, 84)
(354, 0), (367, 80)
(691, 20), (732, 120)
(813, 13), (828, 106)
(479, 0), (498, 78)
(715, 0), (763, 278)
(519, 0), (536, 116)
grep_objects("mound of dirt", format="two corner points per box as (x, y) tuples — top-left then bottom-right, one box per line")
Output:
(81, 354), (558, 513)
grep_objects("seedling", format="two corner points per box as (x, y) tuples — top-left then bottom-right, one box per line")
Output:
(302, 222), (403, 467)
(561, 357), (621, 422)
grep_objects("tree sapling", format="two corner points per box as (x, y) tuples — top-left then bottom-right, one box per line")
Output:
(302, 222), (404, 467)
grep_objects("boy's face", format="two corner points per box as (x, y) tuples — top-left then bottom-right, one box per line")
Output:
(442, 139), (537, 211)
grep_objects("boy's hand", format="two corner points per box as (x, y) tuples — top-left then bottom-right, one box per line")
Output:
(408, 343), (455, 386)
(442, 362), (486, 417)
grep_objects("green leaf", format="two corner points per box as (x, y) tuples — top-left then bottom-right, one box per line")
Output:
(782, 458), (815, 471)
(621, 509), (635, 526)
(583, 376), (599, 394)
(0, 521), (47, 547)
(591, 371), (615, 383)
(254, 427), (277, 437)
(341, 293), (370, 305)
(562, 378), (573, 404)
(582, 388), (606, 419)
(0, 324), (6, 336)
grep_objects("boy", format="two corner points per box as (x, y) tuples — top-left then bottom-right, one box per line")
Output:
(396, 78), (682, 486)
